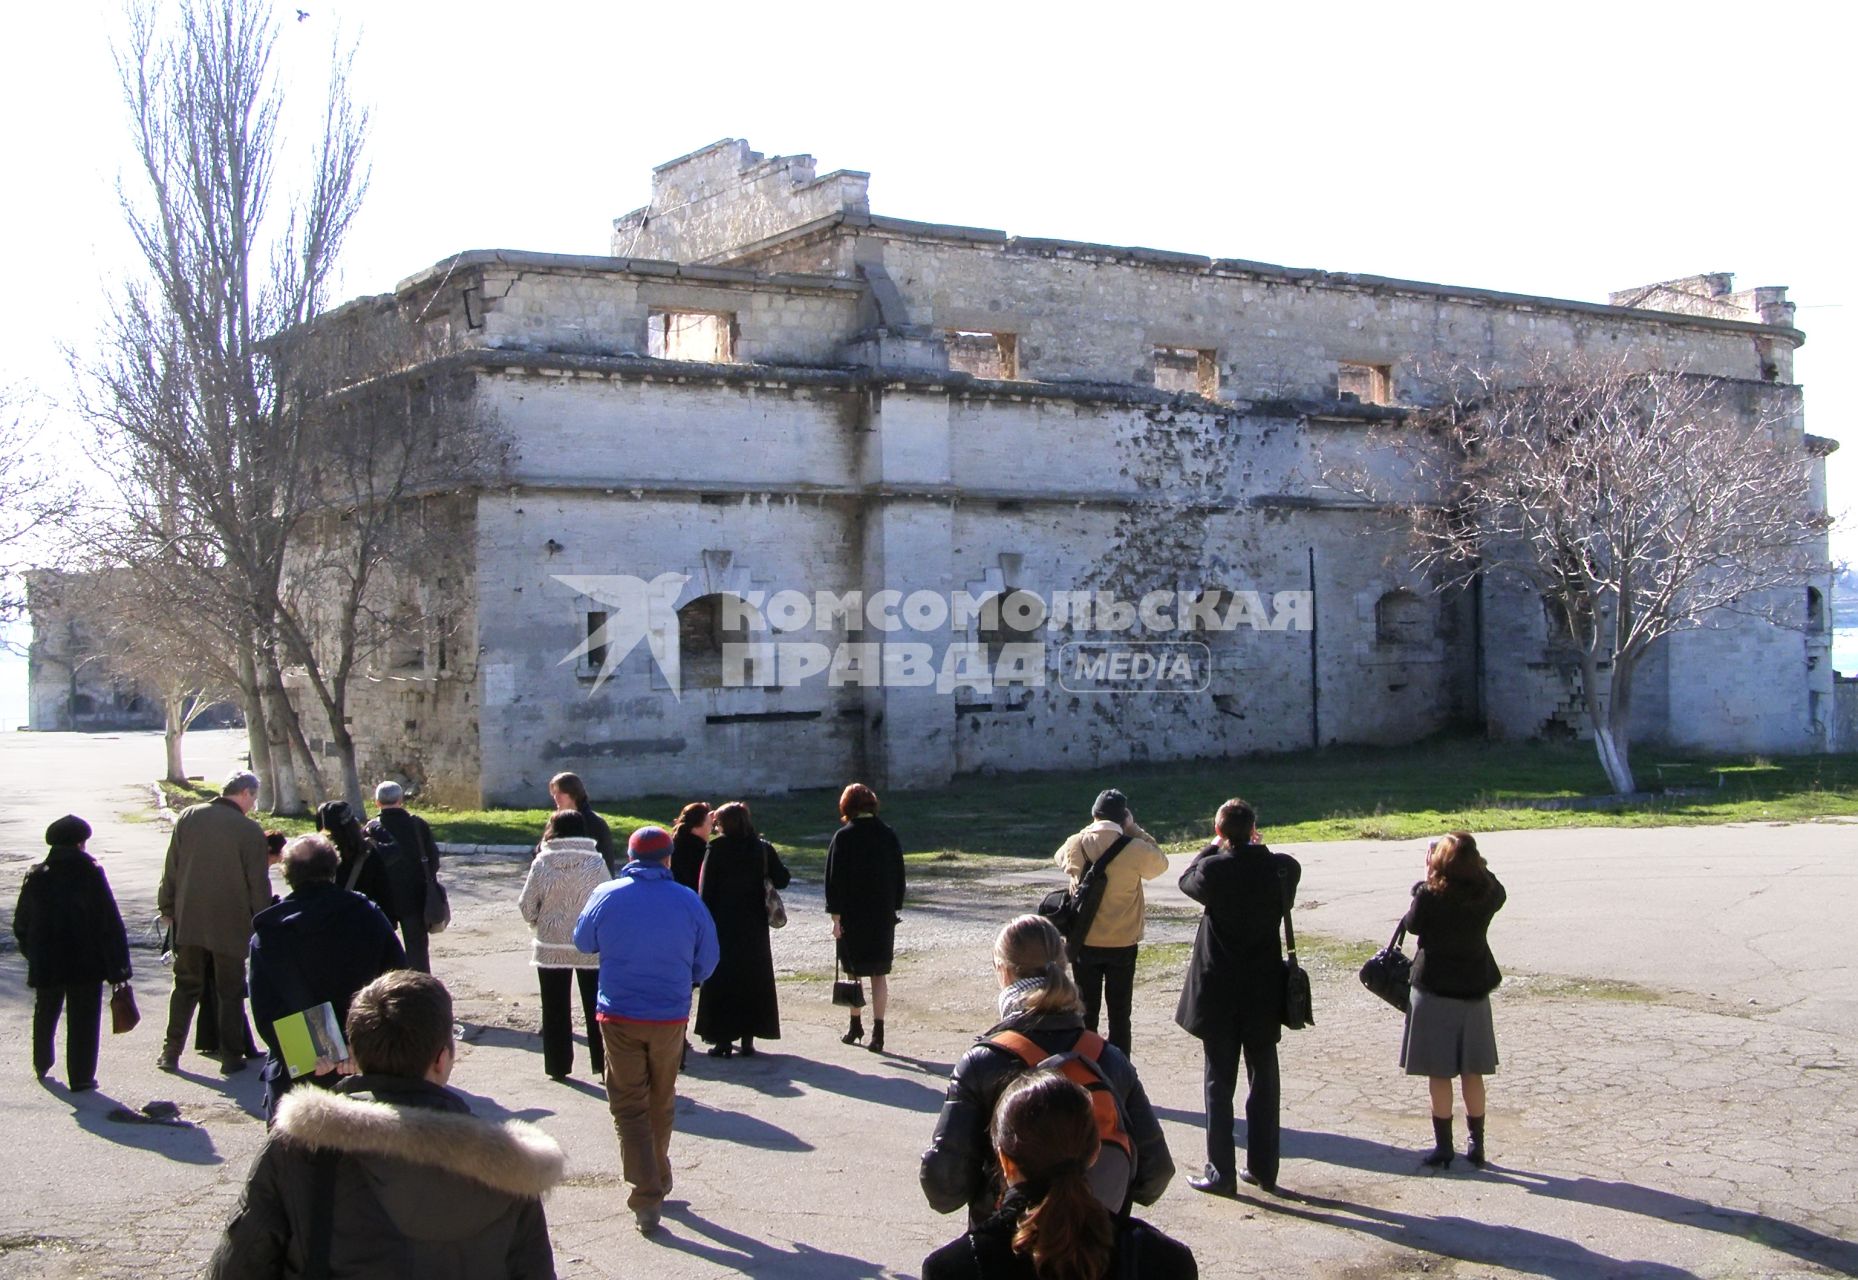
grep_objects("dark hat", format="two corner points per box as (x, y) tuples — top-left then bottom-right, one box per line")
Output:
(315, 800), (355, 832)
(46, 814), (92, 847)
(1091, 789), (1129, 822)
(628, 825), (674, 861)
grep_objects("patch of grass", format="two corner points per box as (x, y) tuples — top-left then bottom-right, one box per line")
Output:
(1510, 974), (1664, 1003)
(152, 734), (1858, 871)
(1135, 941), (1193, 984)
(1296, 933), (1380, 973)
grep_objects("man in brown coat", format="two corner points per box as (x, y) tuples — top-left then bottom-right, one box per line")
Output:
(159, 769), (272, 1073)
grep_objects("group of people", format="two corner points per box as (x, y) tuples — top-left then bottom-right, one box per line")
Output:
(12, 766), (1508, 1280)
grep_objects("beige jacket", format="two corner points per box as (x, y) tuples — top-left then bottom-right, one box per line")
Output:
(158, 797), (272, 955)
(1055, 818), (1169, 948)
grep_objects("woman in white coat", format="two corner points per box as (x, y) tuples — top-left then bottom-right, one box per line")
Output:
(518, 808), (612, 1080)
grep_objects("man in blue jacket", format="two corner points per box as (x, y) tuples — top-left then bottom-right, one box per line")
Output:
(574, 825), (719, 1235)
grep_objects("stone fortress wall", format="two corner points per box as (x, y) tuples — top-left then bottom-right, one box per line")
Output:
(299, 139), (1830, 806)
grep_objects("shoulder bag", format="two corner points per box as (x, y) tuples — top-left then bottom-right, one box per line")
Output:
(762, 841), (787, 929)
(1038, 834), (1133, 952)
(1358, 920), (1412, 1013)
(1279, 866), (1314, 1030)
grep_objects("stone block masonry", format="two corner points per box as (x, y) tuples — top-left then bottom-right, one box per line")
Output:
(290, 140), (1828, 804)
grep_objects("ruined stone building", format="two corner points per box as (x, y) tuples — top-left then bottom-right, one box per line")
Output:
(301, 139), (1833, 807)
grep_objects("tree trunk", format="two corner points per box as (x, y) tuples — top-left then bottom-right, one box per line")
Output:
(1583, 650), (1638, 795)
(163, 696), (188, 784)
(237, 642), (275, 806)
(331, 719), (365, 812)
(286, 700), (330, 807)
(257, 653), (304, 814)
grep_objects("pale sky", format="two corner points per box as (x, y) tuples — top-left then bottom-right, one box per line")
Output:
(2, 0), (1853, 726)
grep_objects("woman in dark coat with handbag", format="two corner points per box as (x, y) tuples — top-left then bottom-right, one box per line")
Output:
(1401, 830), (1506, 1169)
(694, 801), (790, 1057)
(1174, 798), (1301, 1195)
(13, 815), (132, 1091)
(822, 783), (905, 1052)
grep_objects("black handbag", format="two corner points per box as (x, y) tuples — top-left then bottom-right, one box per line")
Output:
(1038, 834), (1133, 952)
(1359, 921), (1413, 1013)
(1279, 867), (1313, 1030)
(831, 958), (865, 1008)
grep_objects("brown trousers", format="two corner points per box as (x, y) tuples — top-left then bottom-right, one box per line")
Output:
(599, 1019), (686, 1212)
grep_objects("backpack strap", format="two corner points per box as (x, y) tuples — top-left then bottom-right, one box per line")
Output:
(986, 1030), (1046, 1069)
(1070, 1029), (1106, 1063)
(303, 1147), (340, 1280)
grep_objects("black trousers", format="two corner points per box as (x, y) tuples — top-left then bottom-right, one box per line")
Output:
(34, 983), (103, 1086)
(1202, 1023), (1282, 1186)
(1071, 943), (1139, 1056)
(538, 967), (604, 1077)
(165, 945), (248, 1062)
(400, 916), (430, 974)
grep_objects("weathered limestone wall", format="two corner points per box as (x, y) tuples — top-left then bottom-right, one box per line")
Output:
(612, 140), (870, 266)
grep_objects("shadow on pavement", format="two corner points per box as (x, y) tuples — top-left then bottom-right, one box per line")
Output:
(1160, 1114), (1857, 1277)
(656, 1202), (891, 1277)
(1252, 1189), (1699, 1280)
(447, 1084), (553, 1125)
(53, 1085), (222, 1165)
(684, 1049), (944, 1114)
(678, 1097), (813, 1152)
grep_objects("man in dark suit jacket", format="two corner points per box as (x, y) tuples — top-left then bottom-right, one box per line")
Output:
(1174, 798), (1301, 1194)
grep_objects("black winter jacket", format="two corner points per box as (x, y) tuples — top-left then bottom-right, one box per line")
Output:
(1175, 841), (1301, 1041)
(13, 846), (132, 988)
(921, 1187), (1198, 1280)
(1403, 875), (1506, 999)
(369, 807), (440, 921)
(248, 884), (407, 1086)
(207, 1075), (561, 1279)
(920, 1008), (1175, 1227)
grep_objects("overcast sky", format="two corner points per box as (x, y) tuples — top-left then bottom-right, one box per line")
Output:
(3, 0), (1853, 724)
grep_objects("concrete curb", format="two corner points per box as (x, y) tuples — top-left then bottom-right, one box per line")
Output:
(149, 781), (177, 825)
(436, 842), (534, 859)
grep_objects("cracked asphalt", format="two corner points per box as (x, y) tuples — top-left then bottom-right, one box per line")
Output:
(1, 730), (1853, 1278)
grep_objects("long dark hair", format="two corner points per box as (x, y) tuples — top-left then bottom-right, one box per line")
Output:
(315, 800), (365, 862)
(991, 1070), (1114, 1280)
(672, 801), (712, 841)
(550, 772), (591, 810)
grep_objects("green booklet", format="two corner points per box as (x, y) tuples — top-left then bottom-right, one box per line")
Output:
(273, 1002), (347, 1078)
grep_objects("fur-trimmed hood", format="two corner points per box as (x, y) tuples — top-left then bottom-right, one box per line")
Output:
(275, 1084), (564, 1199)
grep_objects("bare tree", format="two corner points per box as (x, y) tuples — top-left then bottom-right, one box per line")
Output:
(0, 387), (76, 636)
(76, 0), (369, 813)
(1330, 351), (1826, 794)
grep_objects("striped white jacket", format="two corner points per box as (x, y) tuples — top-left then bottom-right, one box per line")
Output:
(518, 838), (611, 968)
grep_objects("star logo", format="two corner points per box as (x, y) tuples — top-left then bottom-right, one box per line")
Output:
(553, 573), (690, 696)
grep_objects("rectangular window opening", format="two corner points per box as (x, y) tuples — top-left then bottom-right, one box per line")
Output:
(1337, 361), (1393, 405)
(1153, 346), (1218, 397)
(647, 309), (734, 363)
(584, 610), (608, 672)
(947, 331), (1019, 380)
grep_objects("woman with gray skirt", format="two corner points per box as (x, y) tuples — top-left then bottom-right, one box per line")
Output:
(1400, 831), (1505, 1169)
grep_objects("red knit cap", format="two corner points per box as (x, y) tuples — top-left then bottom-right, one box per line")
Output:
(628, 825), (674, 860)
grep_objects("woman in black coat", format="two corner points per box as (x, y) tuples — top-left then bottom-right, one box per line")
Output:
(669, 801), (713, 892)
(822, 783), (904, 1051)
(921, 1070), (1196, 1280)
(694, 801), (790, 1057)
(1173, 798), (1300, 1195)
(317, 801), (398, 925)
(13, 815), (132, 1091)
(1401, 830), (1506, 1169)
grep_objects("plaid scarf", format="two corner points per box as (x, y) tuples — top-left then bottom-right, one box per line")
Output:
(997, 976), (1047, 1021)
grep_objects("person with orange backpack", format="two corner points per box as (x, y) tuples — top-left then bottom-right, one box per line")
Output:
(920, 914), (1174, 1228)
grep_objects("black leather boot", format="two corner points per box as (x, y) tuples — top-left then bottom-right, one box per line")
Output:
(841, 1014), (864, 1045)
(867, 1019), (885, 1053)
(1466, 1114), (1486, 1168)
(1422, 1116), (1455, 1168)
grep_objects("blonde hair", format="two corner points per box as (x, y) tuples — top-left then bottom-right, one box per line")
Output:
(993, 915), (1082, 1016)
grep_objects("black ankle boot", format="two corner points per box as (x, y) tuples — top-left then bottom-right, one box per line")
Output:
(1422, 1116), (1454, 1168)
(841, 1014), (864, 1045)
(867, 1019), (885, 1053)
(1466, 1114), (1486, 1168)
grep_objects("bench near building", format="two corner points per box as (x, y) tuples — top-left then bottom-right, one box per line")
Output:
(298, 139), (1833, 807)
